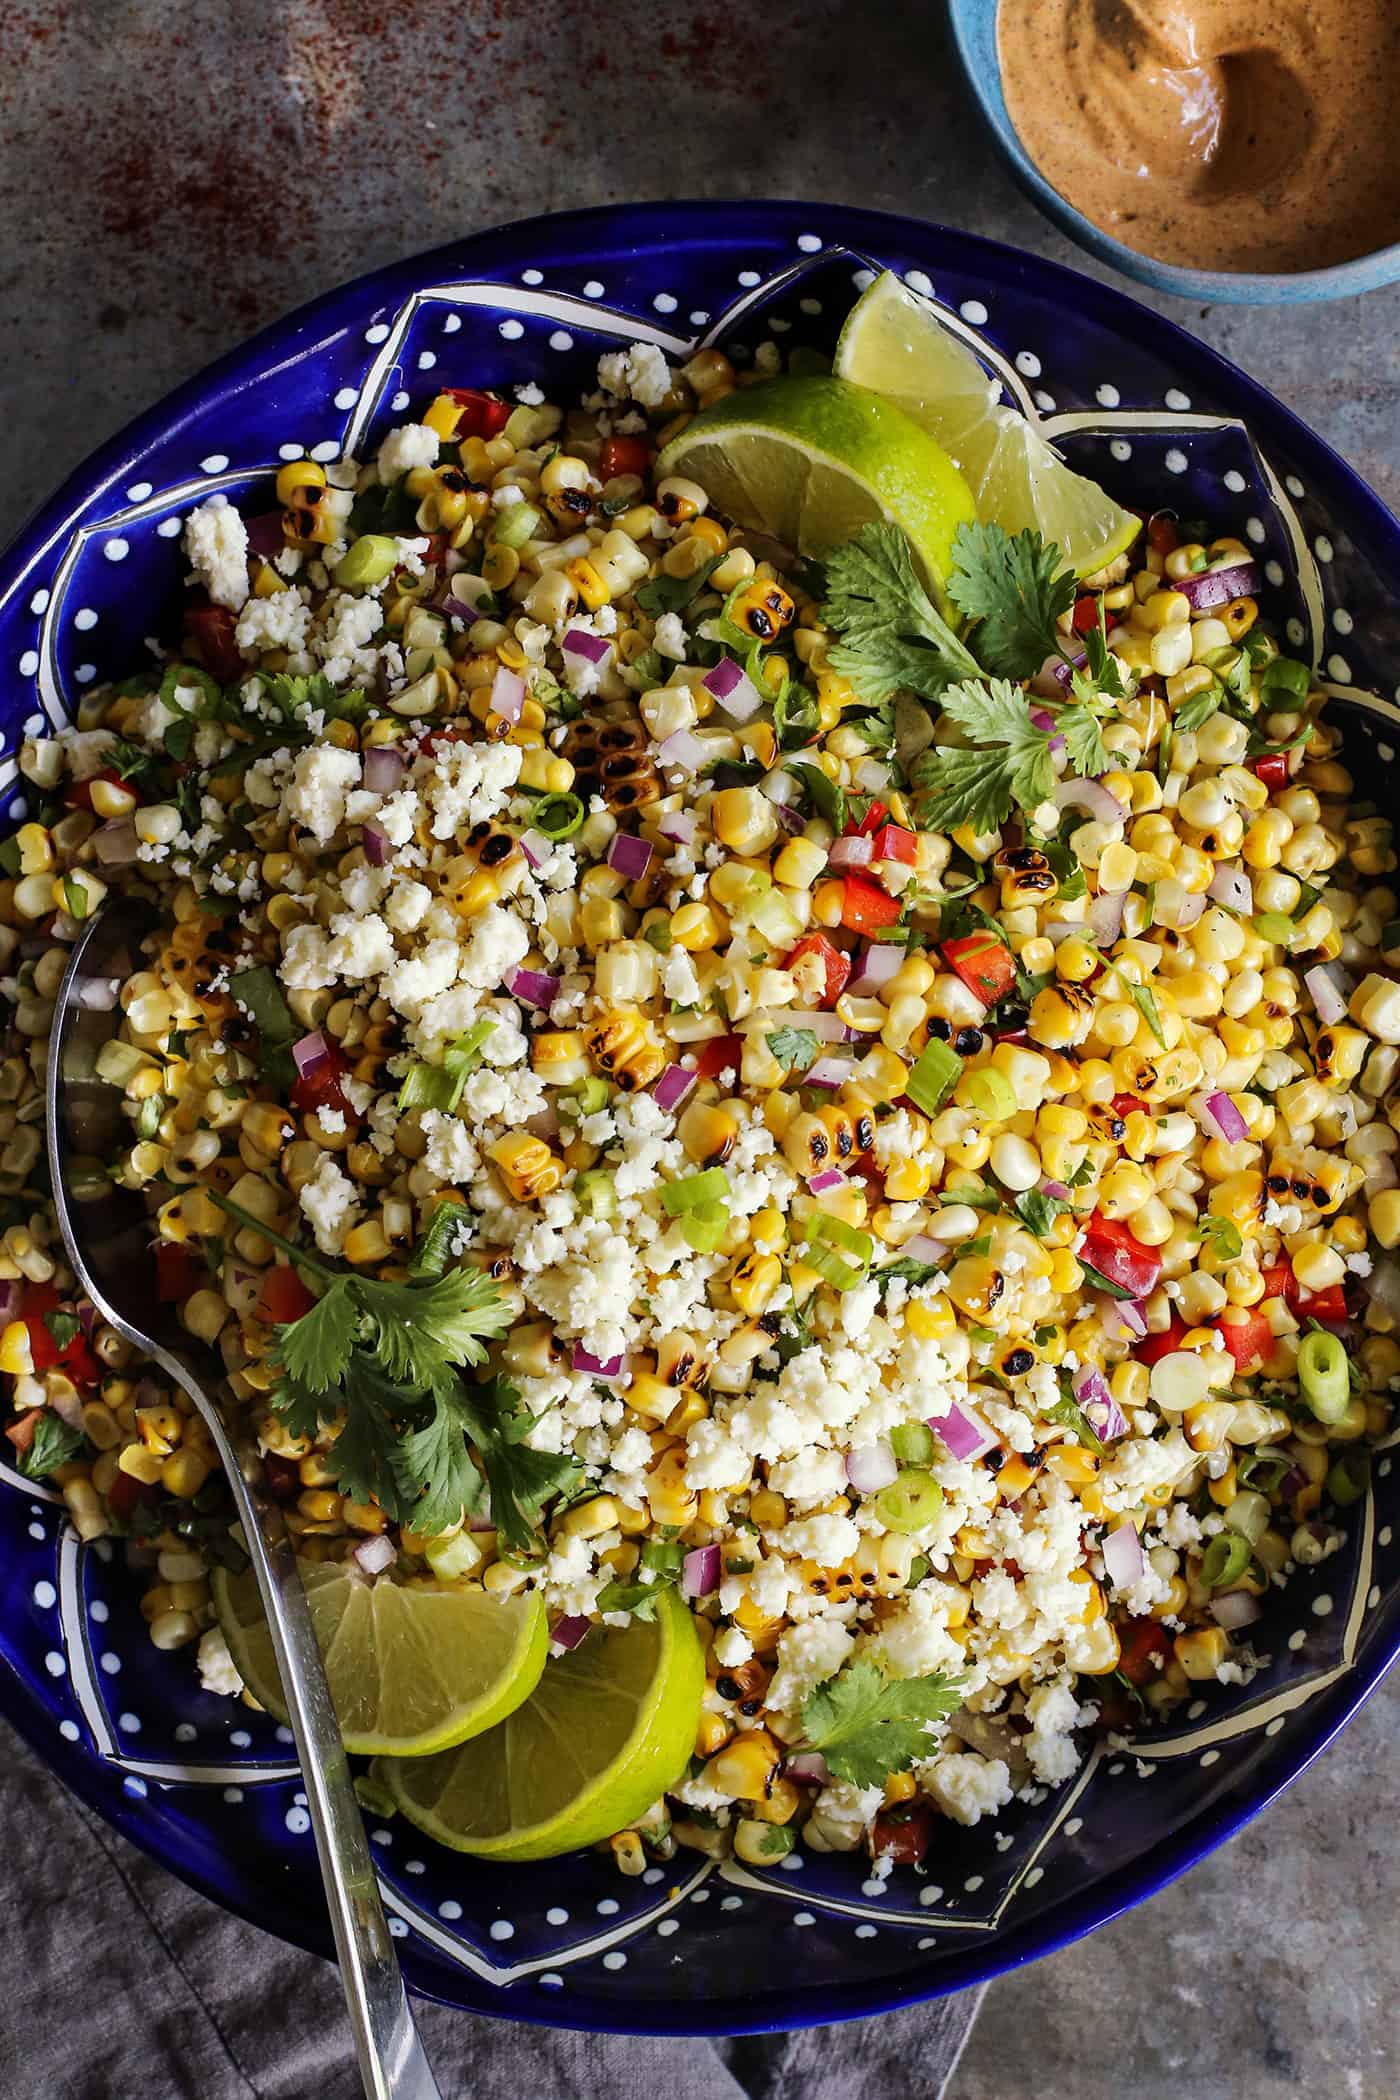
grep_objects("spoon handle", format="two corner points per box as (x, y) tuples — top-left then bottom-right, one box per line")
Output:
(174, 1377), (443, 2100)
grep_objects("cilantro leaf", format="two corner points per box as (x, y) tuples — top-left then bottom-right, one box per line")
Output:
(787, 762), (846, 835)
(765, 1026), (821, 1074)
(911, 678), (1056, 834)
(1013, 1188), (1070, 1237)
(391, 1387), (485, 1538)
(409, 1203), (470, 1281)
(1174, 680), (1224, 734)
(800, 1658), (965, 1788)
(17, 1411), (87, 1481)
(635, 552), (723, 618)
(260, 671), (369, 727)
(43, 1309), (82, 1351)
(946, 521), (1075, 679)
(821, 522), (979, 704)
(1045, 1383), (1106, 1457)
(273, 1277), (358, 1395)
(1056, 694), (1112, 779)
(1124, 980), (1166, 1046)
(358, 1268), (513, 1389)
(1192, 1214), (1244, 1261)
(1080, 608), (1127, 700)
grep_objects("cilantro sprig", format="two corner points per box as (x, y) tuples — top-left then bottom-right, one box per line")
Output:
(799, 1657), (965, 1788)
(947, 520), (1076, 678)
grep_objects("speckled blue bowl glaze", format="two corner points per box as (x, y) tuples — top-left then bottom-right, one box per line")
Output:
(3, 201), (1400, 2037)
(948, 0), (1400, 305)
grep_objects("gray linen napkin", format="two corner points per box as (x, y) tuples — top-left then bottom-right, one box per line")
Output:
(0, 1718), (981, 2100)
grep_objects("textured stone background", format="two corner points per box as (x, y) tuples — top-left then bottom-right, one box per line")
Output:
(2, 1), (1398, 2094)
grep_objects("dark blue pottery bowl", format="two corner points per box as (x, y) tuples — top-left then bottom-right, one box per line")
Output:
(947, 0), (1400, 304)
(2, 201), (1399, 2036)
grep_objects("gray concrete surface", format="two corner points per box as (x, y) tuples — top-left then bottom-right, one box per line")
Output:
(2, 1), (1398, 2092)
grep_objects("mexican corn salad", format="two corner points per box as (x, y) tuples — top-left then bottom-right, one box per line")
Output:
(4, 322), (1398, 1874)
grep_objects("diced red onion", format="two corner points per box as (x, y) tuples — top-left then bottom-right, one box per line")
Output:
(1086, 891), (1125, 946)
(1153, 878), (1206, 930)
(1102, 1522), (1144, 1589)
(353, 1535), (396, 1577)
(1039, 1179), (1071, 1201)
(562, 626), (610, 664)
(1304, 965), (1347, 1027)
(1207, 862), (1253, 913)
(245, 512), (285, 559)
(551, 1614), (592, 1650)
(854, 758), (892, 794)
(1176, 559), (1259, 612)
(363, 745), (405, 794)
(929, 1400), (998, 1463)
(1202, 1090), (1248, 1143)
(0, 1279), (23, 1323)
(784, 1751), (830, 1786)
(490, 664), (525, 722)
(847, 941), (903, 995)
(828, 835), (873, 868)
(1044, 920), (1089, 946)
(808, 1167), (848, 1193)
(607, 832), (653, 882)
(519, 827), (551, 868)
(93, 818), (140, 866)
(897, 1233), (949, 1266)
(774, 801), (804, 833)
(362, 821), (390, 866)
(806, 1057), (855, 1090)
(1058, 776), (1126, 817)
(1029, 705), (1067, 754)
(572, 1345), (626, 1380)
(507, 966), (561, 1010)
(846, 1442), (899, 1493)
(682, 1544), (721, 1597)
(292, 1030), (332, 1079)
(703, 659), (763, 722)
(1210, 1590), (1262, 1631)
(652, 1063), (698, 1113)
(1075, 1365), (1130, 1441)
(1031, 649), (1084, 697)
(1098, 1293), (1147, 1341)
(657, 728), (707, 774)
(658, 808), (696, 844)
(526, 1103), (559, 1140)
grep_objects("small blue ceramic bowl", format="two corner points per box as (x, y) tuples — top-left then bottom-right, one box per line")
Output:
(947, 0), (1400, 304)
(2, 200), (1400, 2037)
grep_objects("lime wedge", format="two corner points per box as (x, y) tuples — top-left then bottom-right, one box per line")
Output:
(835, 271), (1139, 578)
(657, 375), (974, 608)
(211, 1560), (547, 1759)
(385, 1588), (704, 1860)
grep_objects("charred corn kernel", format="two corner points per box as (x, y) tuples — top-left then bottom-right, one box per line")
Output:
(645, 1444), (697, 1526)
(557, 1494), (619, 1540)
(1048, 1247), (1082, 1293)
(587, 1008), (667, 1090)
(1174, 1627), (1233, 1680)
(671, 901), (726, 951)
(730, 1251), (782, 1314)
(1029, 982), (1095, 1049)
(780, 1101), (876, 1176)
(773, 836), (827, 889)
(1370, 1189), (1400, 1248)
(706, 1731), (781, 1802)
(884, 1153), (933, 1201)
(565, 555), (610, 610)
(275, 458), (326, 505)
(487, 1132), (563, 1201)
(710, 786), (779, 857)
(906, 1294), (955, 1340)
(728, 580), (795, 642)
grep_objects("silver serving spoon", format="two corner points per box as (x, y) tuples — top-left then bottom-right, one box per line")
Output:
(46, 900), (442, 2100)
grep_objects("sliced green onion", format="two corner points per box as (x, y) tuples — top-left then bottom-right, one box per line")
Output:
(906, 1037), (963, 1116)
(1298, 1327), (1349, 1423)
(680, 1200), (729, 1252)
(800, 1242), (863, 1292)
(891, 1423), (934, 1466)
(661, 1167), (731, 1216)
(563, 1077), (611, 1117)
(573, 1169), (616, 1220)
(333, 534), (399, 589)
(490, 502), (542, 551)
(1326, 1450), (1368, 1507)
(531, 791), (585, 840)
(806, 1213), (874, 1263)
(873, 1469), (945, 1533)
(959, 1067), (1018, 1121)
(1252, 911), (1295, 945)
(1200, 1532), (1251, 1590)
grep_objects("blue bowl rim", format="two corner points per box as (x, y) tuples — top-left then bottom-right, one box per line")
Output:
(3, 195), (1400, 2034)
(945, 3), (1400, 306)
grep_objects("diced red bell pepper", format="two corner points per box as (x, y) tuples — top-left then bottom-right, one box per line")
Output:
(869, 1802), (933, 1868)
(597, 434), (651, 480)
(941, 929), (1016, 1007)
(1259, 1259), (1294, 1304)
(1117, 1615), (1172, 1686)
(784, 931), (852, 1009)
(156, 1243), (203, 1304)
(5, 1412), (38, 1456)
(850, 799), (889, 838)
(185, 603), (244, 684)
(1134, 1315), (1189, 1367)
(261, 1453), (302, 1503)
(444, 387), (511, 440)
(1147, 513), (1179, 558)
(1252, 753), (1289, 792)
(290, 1043), (352, 1119)
(1080, 1213), (1162, 1299)
(1111, 1093), (1148, 1120)
(1299, 1281), (1348, 1327)
(106, 1470), (162, 1522)
(1071, 594), (1102, 636)
(62, 1341), (101, 1389)
(695, 1034), (744, 1081)
(840, 873), (903, 935)
(1213, 1305), (1274, 1372)
(870, 823), (917, 866)
(255, 1265), (317, 1325)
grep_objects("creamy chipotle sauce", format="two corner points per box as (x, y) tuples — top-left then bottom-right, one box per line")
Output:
(998, 0), (1400, 274)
